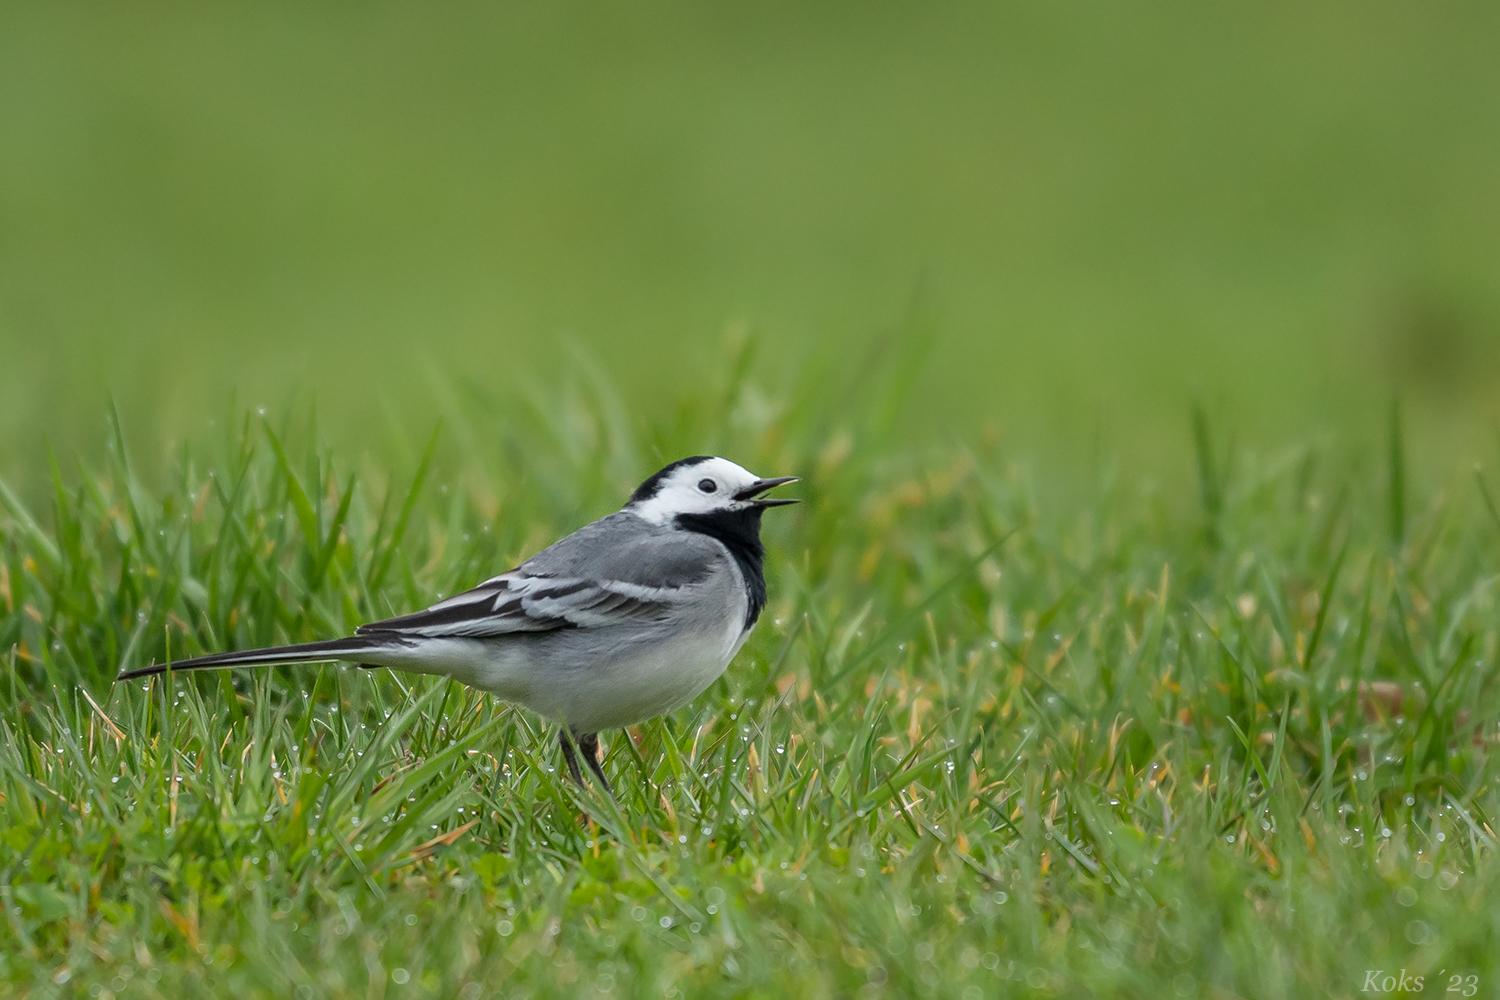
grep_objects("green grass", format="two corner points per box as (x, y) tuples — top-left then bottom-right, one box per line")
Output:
(2, 348), (1498, 999)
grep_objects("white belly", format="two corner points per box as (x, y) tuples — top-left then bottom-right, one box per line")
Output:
(527, 616), (750, 732)
(381, 610), (752, 732)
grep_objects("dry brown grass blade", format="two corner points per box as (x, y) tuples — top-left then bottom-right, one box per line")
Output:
(80, 686), (126, 742)
(408, 820), (478, 862)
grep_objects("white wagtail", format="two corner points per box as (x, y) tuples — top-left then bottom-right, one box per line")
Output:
(117, 457), (798, 791)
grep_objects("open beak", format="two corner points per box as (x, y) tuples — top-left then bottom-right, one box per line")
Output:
(734, 476), (800, 507)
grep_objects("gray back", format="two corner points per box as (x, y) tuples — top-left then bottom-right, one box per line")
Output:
(520, 512), (726, 589)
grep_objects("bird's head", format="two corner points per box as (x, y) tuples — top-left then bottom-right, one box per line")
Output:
(626, 456), (799, 526)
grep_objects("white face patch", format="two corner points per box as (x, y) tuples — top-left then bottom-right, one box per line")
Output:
(628, 457), (765, 525)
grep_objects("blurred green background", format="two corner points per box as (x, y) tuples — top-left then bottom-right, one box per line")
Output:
(3, 0), (1498, 487)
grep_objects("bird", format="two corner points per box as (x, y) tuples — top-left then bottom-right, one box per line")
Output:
(116, 456), (799, 793)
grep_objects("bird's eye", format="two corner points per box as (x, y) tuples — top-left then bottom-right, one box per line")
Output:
(698, 479), (717, 494)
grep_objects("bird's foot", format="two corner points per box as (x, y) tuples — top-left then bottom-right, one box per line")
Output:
(559, 728), (615, 800)
(558, 729), (586, 786)
(579, 732), (615, 799)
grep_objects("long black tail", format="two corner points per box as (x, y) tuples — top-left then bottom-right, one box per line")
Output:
(116, 634), (410, 681)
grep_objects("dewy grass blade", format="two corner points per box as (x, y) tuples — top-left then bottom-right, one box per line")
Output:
(825, 536), (1010, 687)
(1192, 401), (1223, 547)
(262, 420), (321, 564)
(1266, 694), (1291, 788)
(322, 681), (450, 826)
(368, 423), (440, 598)
(0, 476), (61, 569)
(309, 470), (358, 589)
(1302, 536), (1348, 669)
(1225, 715), (1273, 796)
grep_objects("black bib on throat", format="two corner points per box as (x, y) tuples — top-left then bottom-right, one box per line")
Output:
(674, 507), (767, 629)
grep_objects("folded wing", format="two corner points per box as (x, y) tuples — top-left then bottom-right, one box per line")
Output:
(355, 574), (681, 638)
(356, 512), (724, 640)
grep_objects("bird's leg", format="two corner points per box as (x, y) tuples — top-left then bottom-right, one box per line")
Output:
(558, 729), (585, 786)
(578, 732), (614, 798)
